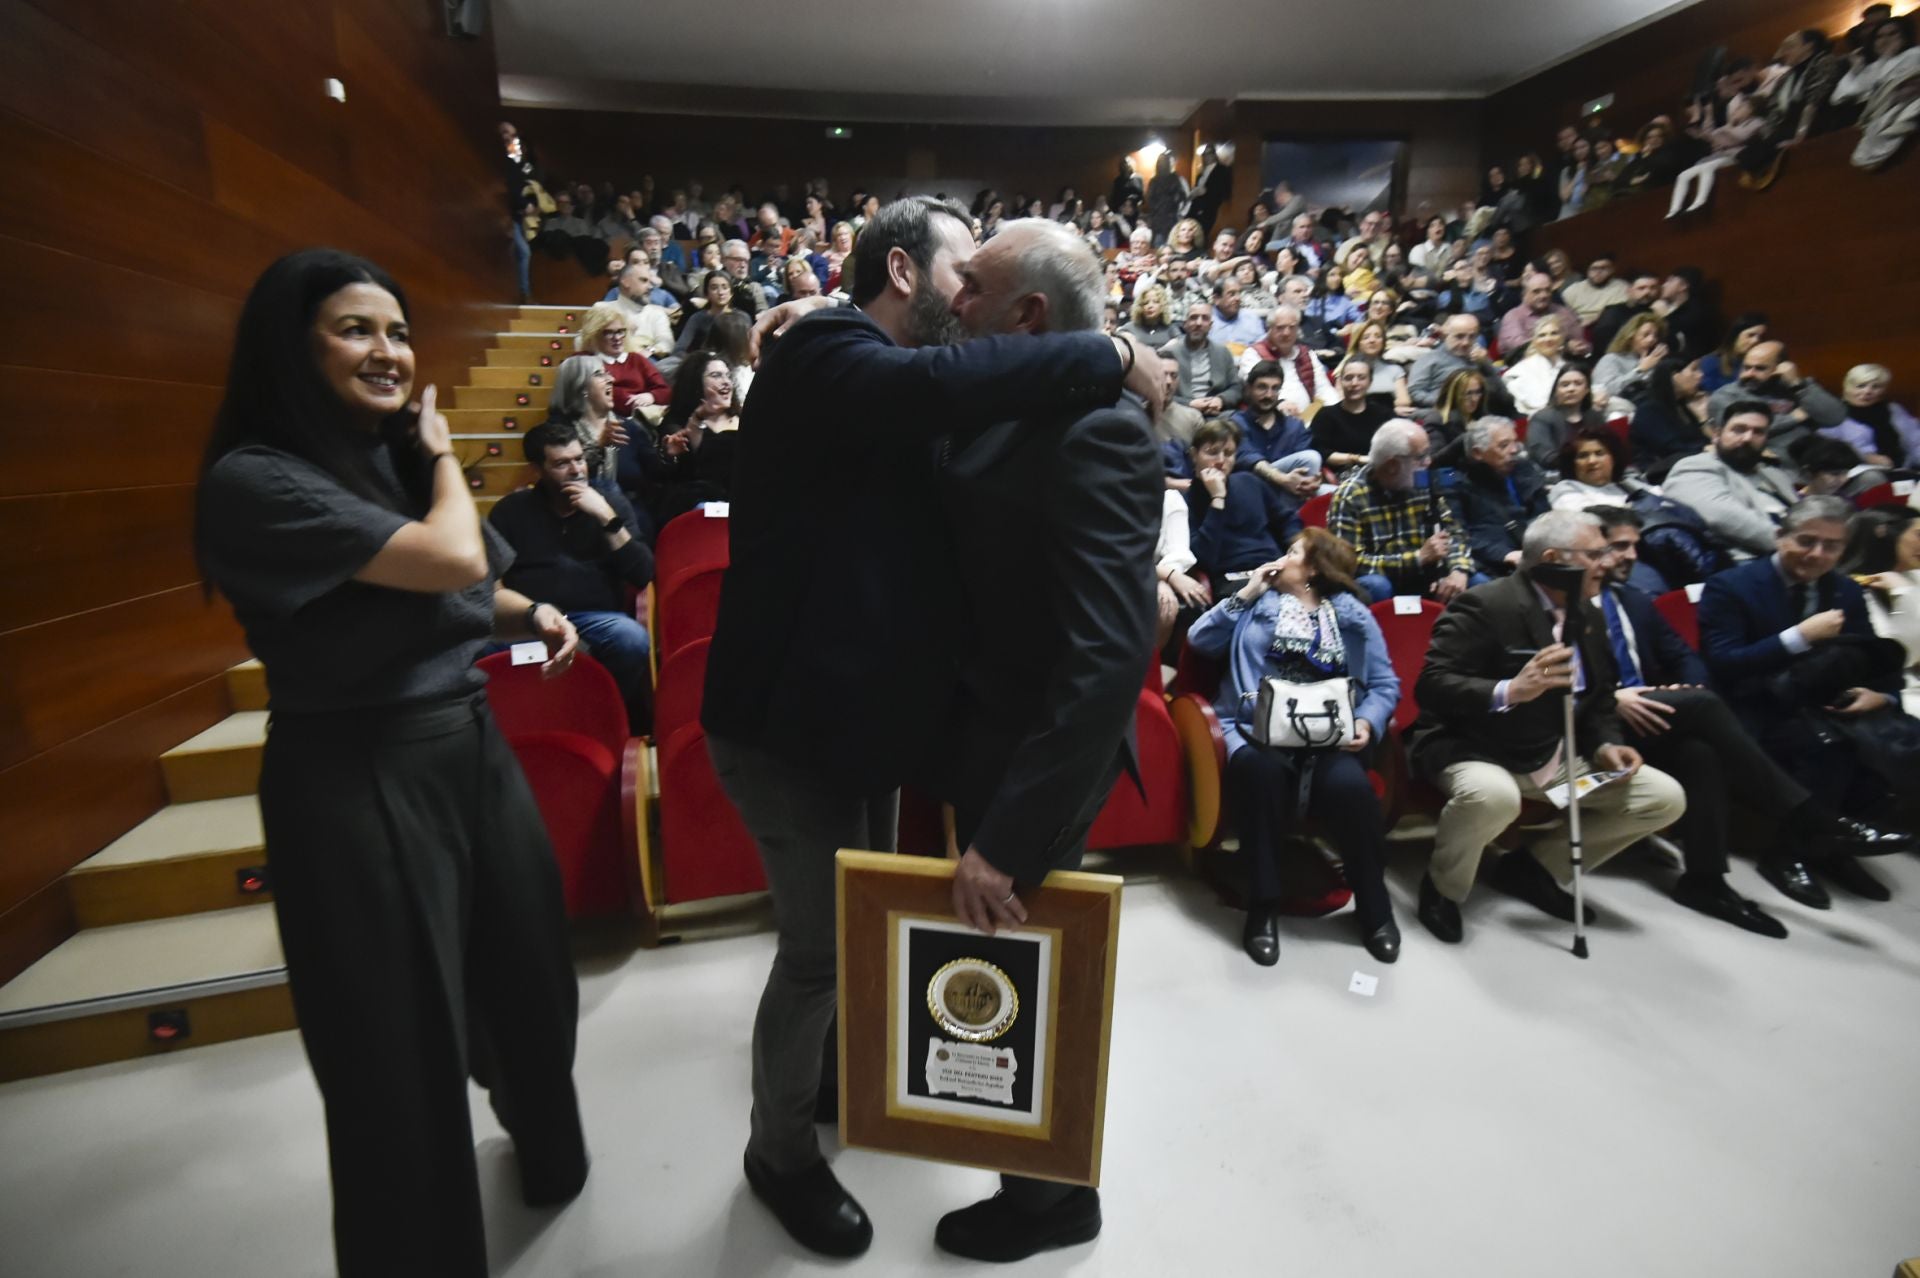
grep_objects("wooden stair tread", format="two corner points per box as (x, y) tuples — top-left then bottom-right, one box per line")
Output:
(73, 797), (262, 873)
(162, 711), (268, 756)
(0, 904), (284, 1020)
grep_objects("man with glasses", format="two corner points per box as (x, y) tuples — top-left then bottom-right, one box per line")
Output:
(1698, 496), (1915, 909)
(719, 239), (767, 315)
(1587, 507), (1908, 934)
(1407, 509), (1688, 942)
(1327, 421), (1479, 603)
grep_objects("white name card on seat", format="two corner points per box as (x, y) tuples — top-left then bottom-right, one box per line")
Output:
(1392, 596), (1423, 615)
(1685, 581), (1705, 603)
(1895, 480), (1916, 497)
(509, 641), (547, 666)
(703, 501), (731, 518)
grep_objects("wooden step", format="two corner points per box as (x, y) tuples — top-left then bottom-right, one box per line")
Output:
(453, 385), (550, 411)
(494, 331), (578, 352)
(483, 345), (564, 368)
(0, 904), (292, 1082)
(477, 495), (501, 516)
(66, 797), (269, 927)
(444, 407), (533, 434)
(466, 366), (559, 389)
(452, 434), (520, 466)
(160, 712), (266, 803)
(227, 659), (265, 711)
(468, 461), (533, 497)
(514, 305), (581, 328)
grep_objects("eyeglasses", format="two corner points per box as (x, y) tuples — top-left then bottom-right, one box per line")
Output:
(602, 328), (627, 337)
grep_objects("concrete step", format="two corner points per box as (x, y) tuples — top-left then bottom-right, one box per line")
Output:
(160, 712), (267, 803)
(227, 659), (265, 711)
(467, 366), (559, 390)
(65, 797), (268, 927)
(0, 904), (292, 1083)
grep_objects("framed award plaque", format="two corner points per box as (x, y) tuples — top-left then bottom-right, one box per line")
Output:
(834, 849), (1121, 1187)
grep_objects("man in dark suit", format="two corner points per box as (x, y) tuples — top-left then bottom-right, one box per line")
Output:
(1589, 507), (1908, 936)
(703, 196), (1165, 1258)
(926, 217), (1164, 1262)
(1698, 496), (1915, 908)
(1409, 509), (1687, 942)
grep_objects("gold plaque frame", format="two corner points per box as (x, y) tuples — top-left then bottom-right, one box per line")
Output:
(834, 849), (1122, 1187)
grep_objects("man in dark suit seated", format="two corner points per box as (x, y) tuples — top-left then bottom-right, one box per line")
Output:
(703, 196), (1165, 1260)
(1408, 509), (1687, 942)
(1588, 507), (1909, 935)
(1443, 416), (1549, 579)
(928, 217), (1164, 1263)
(1697, 496), (1917, 908)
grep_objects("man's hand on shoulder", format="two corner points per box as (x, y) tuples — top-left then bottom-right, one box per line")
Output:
(748, 295), (836, 365)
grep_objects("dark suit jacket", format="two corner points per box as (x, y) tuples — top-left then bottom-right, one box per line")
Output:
(1408, 571), (1626, 779)
(1607, 583), (1709, 687)
(1697, 556), (1892, 723)
(929, 397), (1163, 883)
(702, 308), (1124, 794)
(1443, 458), (1550, 577)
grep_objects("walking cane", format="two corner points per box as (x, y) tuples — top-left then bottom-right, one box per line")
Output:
(1531, 560), (1592, 959)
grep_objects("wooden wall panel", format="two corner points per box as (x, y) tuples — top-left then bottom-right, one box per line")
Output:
(1, 1), (509, 936)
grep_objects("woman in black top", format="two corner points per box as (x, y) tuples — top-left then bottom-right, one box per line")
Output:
(195, 250), (589, 1277)
(1628, 356), (1712, 480)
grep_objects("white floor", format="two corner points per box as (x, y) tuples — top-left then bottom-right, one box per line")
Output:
(4, 848), (1919, 1278)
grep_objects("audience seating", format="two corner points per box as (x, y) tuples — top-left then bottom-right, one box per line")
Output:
(479, 651), (637, 918)
(1854, 483), (1904, 510)
(1298, 492), (1333, 529)
(655, 566), (725, 666)
(1654, 587), (1700, 652)
(1085, 669), (1190, 852)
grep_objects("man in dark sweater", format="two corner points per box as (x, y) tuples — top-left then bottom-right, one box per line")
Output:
(1443, 416), (1550, 578)
(489, 423), (655, 712)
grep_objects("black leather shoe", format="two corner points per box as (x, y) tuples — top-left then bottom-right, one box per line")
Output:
(1759, 857), (1831, 910)
(1812, 815), (1916, 858)
(1362, 917), (1401, 963)
(935, 1188), (1101, 1263)
(1242, 906), (1281, 966)
(743, 1152), (873, 1257)
(1819, 856), (1892, 901)
(1488, 850), (1596, 924)
(1418, 874), (1462, 943)
(1673, 874), (1788, 939)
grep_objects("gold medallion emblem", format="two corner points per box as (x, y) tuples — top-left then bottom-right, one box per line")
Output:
(927, 958), (1019, 1042)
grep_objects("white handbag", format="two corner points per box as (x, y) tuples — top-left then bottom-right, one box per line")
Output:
(1245, 676), (1359, 750)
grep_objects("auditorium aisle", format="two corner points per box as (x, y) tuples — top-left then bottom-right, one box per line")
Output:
(3, 854), (1917, 1277)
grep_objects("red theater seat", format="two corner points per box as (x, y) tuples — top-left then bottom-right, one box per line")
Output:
(1654, 587), (1700, 651)
(1299, 492), (1333, 529)
(1086, 679), (1189, 851)
(655, 566), (725, 665)
(654, 722), (766, 901)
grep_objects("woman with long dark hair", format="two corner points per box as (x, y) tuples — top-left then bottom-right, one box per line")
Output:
(194, 249), (588, 1277)
(1628, 356), (1712, 480)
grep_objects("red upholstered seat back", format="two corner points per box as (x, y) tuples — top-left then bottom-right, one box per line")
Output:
(1086, 678), (1189, 851)
(1654, 588), (1700, 651)
(656, 722), (767, 901)
(654, 508), (730, 580)
(1299, 492), (1332, 528)
(656, 567), (725, 664)
(652, 638), (709, 746)
(478, 650), (628, 752)
(1369, 597), (1443, 735)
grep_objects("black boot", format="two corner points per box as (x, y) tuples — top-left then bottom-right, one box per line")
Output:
(1362, 916), (1402, 963)
(1242, 904), (1281, 966)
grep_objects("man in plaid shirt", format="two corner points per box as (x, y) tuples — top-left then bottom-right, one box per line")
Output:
(1328, 421), (1481, 603)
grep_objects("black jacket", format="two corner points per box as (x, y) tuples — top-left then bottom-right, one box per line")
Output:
(1408, 572), (1626, 779)
(1444, 458), (1549, 577)
(489, 480), (653, 615)
(930, 397), (1162, 882)
(701, 307), (1125, 794)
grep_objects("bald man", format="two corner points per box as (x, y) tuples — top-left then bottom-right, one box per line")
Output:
(1704, 339), (1846, 452)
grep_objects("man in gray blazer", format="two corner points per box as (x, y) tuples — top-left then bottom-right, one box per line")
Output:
(1704, 340), (1846, 453)
(1161, 299), (1244, 416)
(1663, 401), (1805, 560)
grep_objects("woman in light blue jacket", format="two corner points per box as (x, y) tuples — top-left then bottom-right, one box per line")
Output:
(1187, 527), (1402, 967)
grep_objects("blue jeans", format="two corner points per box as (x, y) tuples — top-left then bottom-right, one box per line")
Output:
(1356, 570), (1489, 603)
(569, 610), (650, 697)
(510, 221), (531, 301)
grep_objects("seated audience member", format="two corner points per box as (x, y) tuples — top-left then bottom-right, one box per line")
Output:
(1305, 265), (1363, 335)
(631, 352), (741, 526)
(491, 422), (655, 716)
(577, 303), (669, 418)
(1235, 306), (1338, 410)
(648, 216), (689, 270)
(1328, 421), (1479, 603)
(782, 255), (823, 302)
(1186, 529), (1404, 966)
(1121, 285), (1177, 349)
(1275, 274), (1336, 353)
(1211, 278), (1268, 346)
(1156, 256), (1204, 316)
(1588, 271), (1661, 355)
(1669, 92), (1765, 217)
(1445, 416), (1549, 577)
(1619, 117), (1686, 195)
(1790, 434), (1887, 501)
(1587, 506), (1901, 934)
(1419, 367), (1490, 457)
(710, 311), (757, 405)
(1164, 301), (1245, 417)
(749, 203), (793, 257)
(544, 353), (634, 483)
(1410, 315), (1514, 414)
(1484, 225), (1525, 282)
(540, 191), (593, 240)
(1167, 217), (1204, 261)
(1560, 253), (1630, 325)
(1846, 506), (1920, 716)
(1664, 401), (1805, 560)
(1197, 229), (1241, 283)
(1498, 272), (1589, 361)
(1522, 364), (1603, 469)
(1232, 361), (1323, 501)
(1153, 486), (1208, 655)
(610, 264), (675, 359)
(1340, 244), (1380, 298)
(1280, 212), (1331, 274)
(1184, 422), (1302, 580)
(1696, 311), (1768, 394)
(1155, 359), (1205, 455)
(674, 270), (747, 356)
(1315, 359), (1398, 476)
(823, 221), (855, 289)
(716, 240), (767, 315)
(1824, 363), (1920, 467)
(1407, 509), (1687, 942)
(1754, 29), (1844, 155)
(594, 194), (643, 245)
(1705, 340), (1847, 453)
(1230, 259), (1279, 318)
(1409, 215), (1455, 275)
(1842, 16), (1920, 169)
(1651, 267), (1717, 360)
(1345, 321), (1413, 415)
(1592, 313), (1670, 403)
(1699, 497), (1915, 907)
(1551, 425), (1653, 511)
(1502, 318), (1571, 416)
(1628, 357), (1713, 480)
(636, 226), (692, 304)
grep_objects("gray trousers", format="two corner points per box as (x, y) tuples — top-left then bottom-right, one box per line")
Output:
(707, 734), (899, 1175)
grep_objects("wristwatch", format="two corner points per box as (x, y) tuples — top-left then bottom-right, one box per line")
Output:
(602, 512), (623, 532)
